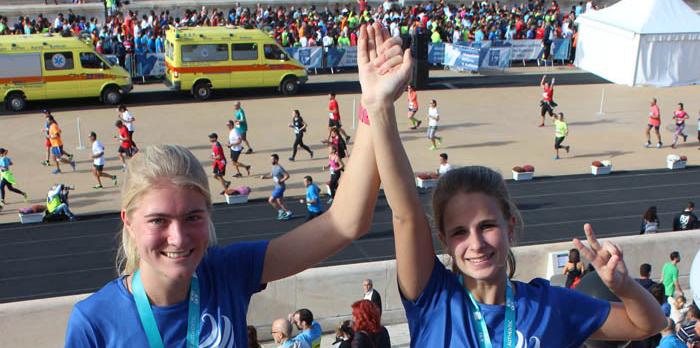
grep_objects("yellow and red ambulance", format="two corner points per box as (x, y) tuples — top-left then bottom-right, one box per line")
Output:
(163, 26), (308, 100)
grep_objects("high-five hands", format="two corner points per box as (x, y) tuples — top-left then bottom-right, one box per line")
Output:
(357, 23), (413, 112)
(573, 223), (631, 293)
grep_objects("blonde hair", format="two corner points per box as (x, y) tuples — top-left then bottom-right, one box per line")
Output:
(432, 166), (521, 278)
(115, 144), (217, 276)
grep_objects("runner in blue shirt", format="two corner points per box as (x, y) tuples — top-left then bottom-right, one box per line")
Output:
(65, 103), (383, 348)
(356, 22), (666, 348)
(301, 176), (323, 221)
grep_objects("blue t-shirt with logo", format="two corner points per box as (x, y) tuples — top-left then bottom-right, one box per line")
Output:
(306, 184), (322, 213)
(402, 257), (611, 348)
(65, 240), (268, 348)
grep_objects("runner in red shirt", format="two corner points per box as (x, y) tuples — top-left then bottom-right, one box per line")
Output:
(115, 120), (134, 171)
(208, 132), (231, 195)
(407, 85), (422, 130)
(645, 98), (662, 148)
(327, 92), (351, 143)
(539, 75), (556, 127)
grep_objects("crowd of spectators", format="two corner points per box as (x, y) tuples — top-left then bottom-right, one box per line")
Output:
(0, 0), (596, 59)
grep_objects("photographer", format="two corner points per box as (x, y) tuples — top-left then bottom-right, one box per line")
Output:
(46, 184), (76, 222)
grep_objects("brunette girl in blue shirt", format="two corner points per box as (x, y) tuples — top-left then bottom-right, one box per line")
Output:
(356, 22), (666, 347)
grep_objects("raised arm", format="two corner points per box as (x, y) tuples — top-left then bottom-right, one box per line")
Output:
(361, 23), (436, 301)
(540, 75), (546, 88)
(575, 224), (666, 340)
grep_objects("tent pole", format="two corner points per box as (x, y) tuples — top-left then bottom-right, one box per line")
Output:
(631, 34), (642, 86)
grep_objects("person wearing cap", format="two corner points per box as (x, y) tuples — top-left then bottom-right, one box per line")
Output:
(88, 132), (117, 189)
(47, 114), (76, 174)
(208, 132), (231, 194)
(300, 175), (322, 221)
(233, 101), (254, 154)
(225, 120), (251, 178)
(0, 148), (28, 207)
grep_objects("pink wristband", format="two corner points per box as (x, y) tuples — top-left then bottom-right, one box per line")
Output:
(358, 103), (370, 125)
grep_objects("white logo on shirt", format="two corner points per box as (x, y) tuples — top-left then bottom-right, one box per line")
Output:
(515, 331), (541, 348)
(200, 313), (234, 348)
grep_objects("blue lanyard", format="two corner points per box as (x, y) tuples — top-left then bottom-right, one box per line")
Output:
(459, 275), (517, 348)
(132, 270), (201, 348)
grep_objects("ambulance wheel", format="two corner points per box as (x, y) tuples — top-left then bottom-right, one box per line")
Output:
(280, 77), (299, 96)
(193, 82), (211, 100)
(102, 86), (122, 105)
(5, 93), (26, 112)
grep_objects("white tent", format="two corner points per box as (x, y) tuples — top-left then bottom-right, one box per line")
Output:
(574, 0), (700, 86)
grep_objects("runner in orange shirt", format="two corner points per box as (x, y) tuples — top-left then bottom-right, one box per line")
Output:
(47, 115), (76, 174)
(407, 84), (422, 129)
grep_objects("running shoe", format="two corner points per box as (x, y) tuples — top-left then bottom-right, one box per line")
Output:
(657, 142), (663, 149)
(224, 180), (231, 189)
(276, 210), (285, 220)
(429, 145), (437, 151)
(565, 146), (570, 154)
(245, 165), (251, 176)
(70, 160), (76, 171)
(245, 148), (254, 154)
(112, 175), (118, 186)
(684, 134), (688, 142)
(41, 160), (50, 166)
(282, 211), (293, 220)
(310, 150), (314, 159)
(22, 192), (28, 202)
(553, 155), (560, 160)
(67, 154), (74, 161)
(644, 142), (651, 148)
(93, 185), (103, 189)
(436, 137), (443, 145)
(538, 124), (545, 127)
(52, 168), (61, 174)
(415, 120), (422, 128)
(288, 157), (295, 161)
(233, 173), (242, 178)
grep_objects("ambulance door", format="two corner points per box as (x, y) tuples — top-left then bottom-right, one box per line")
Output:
(230, 42), (262, 88)
(78, 51), (112, 98)
(262, 43), (292, 87)
(42, 51), (81, 99)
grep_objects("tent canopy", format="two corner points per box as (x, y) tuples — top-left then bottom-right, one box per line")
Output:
(578, 0), (700, 34)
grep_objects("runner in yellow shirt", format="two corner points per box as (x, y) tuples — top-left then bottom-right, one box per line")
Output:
(554, 112), (570, 160)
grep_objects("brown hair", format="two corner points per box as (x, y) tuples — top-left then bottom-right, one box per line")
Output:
(431, 166), (520, 278)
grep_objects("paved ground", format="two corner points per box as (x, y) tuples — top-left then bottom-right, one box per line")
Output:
(4, 65), (691, 227)
(3, 166), (699, 303)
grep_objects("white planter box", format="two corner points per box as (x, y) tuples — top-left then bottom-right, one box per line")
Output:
(415, 177), (438, 189)
(591, 165), (612, 175)
(667, 160), (687, 170)
(512, 171), (534, 181)
(225, 194), (249, 205)
(18, 212), (44, 224)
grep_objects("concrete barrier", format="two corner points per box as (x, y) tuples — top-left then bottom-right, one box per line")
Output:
(2, 230), (698, 346)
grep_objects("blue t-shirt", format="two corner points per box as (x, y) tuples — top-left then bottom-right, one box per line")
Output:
(65, 240), (269, 348)
(402, 257), (611, 348)
(658, 334), (687, 348)
(0, 156), (10, 169)
(294, 321), (322, 348)
(306, 184), (322, 213)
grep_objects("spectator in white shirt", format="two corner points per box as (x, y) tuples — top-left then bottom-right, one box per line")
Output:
(437, 153), (453, 176)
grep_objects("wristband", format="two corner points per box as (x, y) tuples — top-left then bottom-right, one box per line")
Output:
(358, 103), (370, 125)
